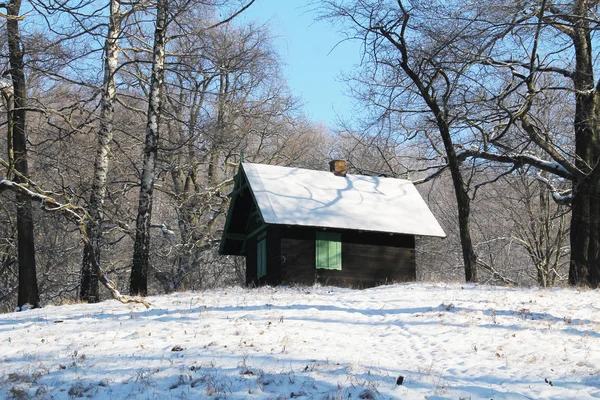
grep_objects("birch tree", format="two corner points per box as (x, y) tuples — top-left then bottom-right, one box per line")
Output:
(80, 0), (126, 303)
(130, 0), (169, 296)
(129, 0), (257, 296)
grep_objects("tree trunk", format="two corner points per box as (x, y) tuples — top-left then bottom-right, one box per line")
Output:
(568, 0), (600, 288)
(7, 0), (40, 309)
(569, 135), (600, 287)
(130, 0), (169, 296)
(1, 84), (15, 181)
(166, 77), (208, 292)
(207, 69), (228, 186)
(81, 0), (122, 303)
(570, 169), (600, 288)
(407, 72), (478, 282)
(438, 125), (478, 283)
(537, 183), (550, 288)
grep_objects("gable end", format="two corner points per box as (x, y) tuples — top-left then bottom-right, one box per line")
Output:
(219, 166), (266, 255)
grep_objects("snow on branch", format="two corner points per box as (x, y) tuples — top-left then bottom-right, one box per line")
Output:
(535, 174), (572, 205)
(411, 148), (573, 186)
(409, 146), (578, 200)
(455, 148), (573, 179)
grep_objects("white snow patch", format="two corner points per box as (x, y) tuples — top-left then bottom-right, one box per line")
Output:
(1, 283), (599, 399)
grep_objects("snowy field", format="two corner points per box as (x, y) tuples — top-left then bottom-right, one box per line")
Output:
(0, 283), (599, 399)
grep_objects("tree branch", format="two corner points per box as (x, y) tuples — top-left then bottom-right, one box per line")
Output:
(456, 148), (573, 179)
(0, 175), (151, 308)
(205, 0), (256, 30)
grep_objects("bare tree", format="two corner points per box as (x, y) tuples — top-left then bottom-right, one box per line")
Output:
(2, 1), (40, 308)
(322, 0), (480, 281)
(546, 1), (600, 286)
(453, 0), (599, 286)
(0, 0), (336, 310)
(130, 1), (268, 294)
(154, 17), (323, 291)
(501, 175), (569, 287)
(323, 0), (600, 288)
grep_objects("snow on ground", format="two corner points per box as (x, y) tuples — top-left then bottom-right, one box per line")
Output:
(0, 283), (599, 399)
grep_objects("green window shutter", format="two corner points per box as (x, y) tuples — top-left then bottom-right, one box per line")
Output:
(330, 237), (341, 270)
(316, 237), (329, 269)
(257, 239), (267, 278)
(316, 232), (342, 270)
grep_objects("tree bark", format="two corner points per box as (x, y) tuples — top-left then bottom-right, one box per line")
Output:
(207, 69), (228, 186)
(7, 0), (40, 309)
(81, 0), (122, 303)
(1, 83), (15, 181)
(440, 128), (478, 283)
(130, 0), (169, 296)
(569, 109), (600, 287)
(568, 0), (600, 288)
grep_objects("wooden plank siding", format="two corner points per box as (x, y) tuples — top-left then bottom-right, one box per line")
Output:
(245, 235), (257, 286)
(276, 226), (415, 288)
(279, 226), (314, 285)
(319, 242), (415, 287)
(247, 226), (282, 286)
(281, 238), (315, 285)
(265, 226), (282, 285)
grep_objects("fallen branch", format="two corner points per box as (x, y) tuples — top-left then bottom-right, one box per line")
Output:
(0, 175), (150, 308)
(477, 259), (518, 286)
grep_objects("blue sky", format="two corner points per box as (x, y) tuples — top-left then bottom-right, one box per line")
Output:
(241, 0), (362, 127)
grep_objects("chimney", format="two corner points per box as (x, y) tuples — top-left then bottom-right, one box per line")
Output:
(329, 159), (347, 177)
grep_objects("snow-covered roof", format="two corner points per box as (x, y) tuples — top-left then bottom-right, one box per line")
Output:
(241, 163), (446, 237)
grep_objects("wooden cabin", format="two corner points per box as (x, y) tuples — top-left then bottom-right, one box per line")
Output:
(219, 160), (446, 288)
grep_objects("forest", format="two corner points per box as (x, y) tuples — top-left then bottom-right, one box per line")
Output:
(0, 0), (598, 313)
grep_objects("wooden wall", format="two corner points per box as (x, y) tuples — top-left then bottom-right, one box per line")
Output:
(265, 226), (281, 285)
(245, 234), (257, 286)
(277, 226), (415, 288)
(246, 225), (416, 288)
(246, 226), (283, 286)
